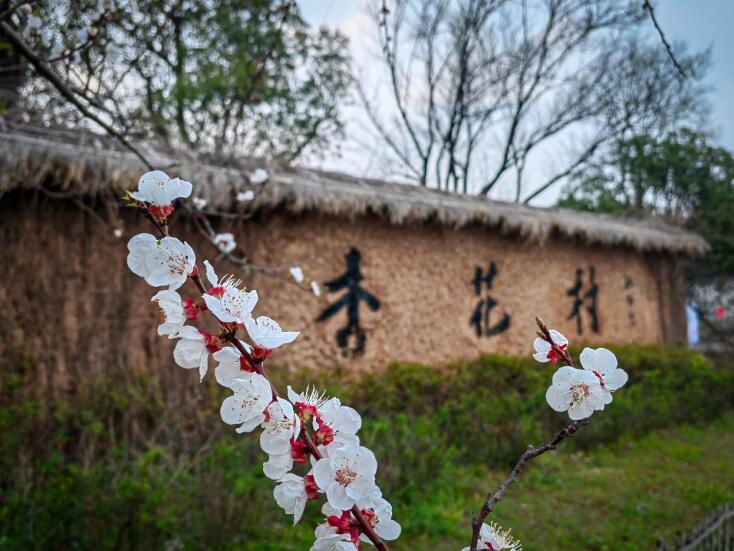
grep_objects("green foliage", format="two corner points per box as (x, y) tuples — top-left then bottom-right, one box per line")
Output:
(0, 345), (732, 549)
(558, 129), (734, 276)
(25, 1), (351, 160)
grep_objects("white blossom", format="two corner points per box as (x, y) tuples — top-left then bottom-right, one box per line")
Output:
(263, 451), (295, 481)
(261, 398), (301, 455)
(311, 281), (321, 297)
(237, 190), (255, 202)
(202, 260), (258, 324)
(318, 398), (361, 436)
(212, 344), (253, 388)
(461, 521), (522, 551)
(313, 445), (378, 510)
(533, 329), (568, 363)
(129, 170), (192, 206)
(151, 290), (185, 338)
(273, 473), (309, 524)
(213, 233), (236, 254)
(259, 400), (301, 481)
(320, 433), (361, 457)
(127, 233), (195, 290)
(192, 197), (208, 210)
(545, 366), (605, 420)
(579, 347), (628, 406)
(113, 227), (123, 238)
(245, 315), (299, 350)
(172, 326), (210, 382)
(220, 374), (273, 433)
(290, 266), (304, 283)
(288, 385), (329, 415)
(358, 496), (401, 542)
(311, 525), (358, 551)
(250, 168), (268, 184)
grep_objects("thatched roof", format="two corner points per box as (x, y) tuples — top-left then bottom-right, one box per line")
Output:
(0, 123), (709, 256)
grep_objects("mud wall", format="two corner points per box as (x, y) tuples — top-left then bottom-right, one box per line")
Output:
(0, 194), (687, 391)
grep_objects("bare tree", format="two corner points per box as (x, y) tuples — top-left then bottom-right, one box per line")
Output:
(360, 0), (709, 202)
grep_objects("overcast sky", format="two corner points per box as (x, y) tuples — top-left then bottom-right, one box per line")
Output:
(298, 0), (734, 205)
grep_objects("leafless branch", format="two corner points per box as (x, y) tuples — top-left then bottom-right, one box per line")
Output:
(642, 0), (686, 80)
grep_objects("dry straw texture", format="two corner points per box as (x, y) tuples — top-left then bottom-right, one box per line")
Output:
(0, 123), (708, 256)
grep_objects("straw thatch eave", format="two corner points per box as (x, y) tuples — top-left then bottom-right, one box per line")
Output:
(0, 124), (709, 256)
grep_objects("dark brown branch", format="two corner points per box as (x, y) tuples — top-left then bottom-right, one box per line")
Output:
(469, 420), (584, 550)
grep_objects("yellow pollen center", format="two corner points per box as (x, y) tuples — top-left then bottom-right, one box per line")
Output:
(569, 383), (590, 405)
(335, 466), (357, 487)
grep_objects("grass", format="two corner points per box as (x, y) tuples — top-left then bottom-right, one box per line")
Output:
(399, 415), (734, 550)
(2, 346), (733, 549)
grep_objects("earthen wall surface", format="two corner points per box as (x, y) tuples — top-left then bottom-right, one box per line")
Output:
(0, 196), (687, 391)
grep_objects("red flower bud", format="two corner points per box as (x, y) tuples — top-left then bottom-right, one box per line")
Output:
(304, 474), (319, 500)
(147, 203), (174, 223)
(239, 355), (256, 373)
(252, 345), (272, 362)
(291, 438), (309, 464)
(313, 419), (334, 447)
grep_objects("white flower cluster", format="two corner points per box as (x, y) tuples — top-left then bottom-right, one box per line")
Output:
(125, 171), (399, 549)
(534, 330), (628, 420)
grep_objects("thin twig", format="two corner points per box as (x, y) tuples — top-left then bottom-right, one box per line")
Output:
(469, 420), (584, 550)
(642, 0), (686, 80)
(468, 316), (578, 549)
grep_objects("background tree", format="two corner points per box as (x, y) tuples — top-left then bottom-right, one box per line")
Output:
(359, 0), (710, 200)
(558, 129), (734, 345)
(1, 0), (351, 161)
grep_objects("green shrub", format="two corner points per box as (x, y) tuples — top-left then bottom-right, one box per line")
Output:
(0, 345), (731, 549)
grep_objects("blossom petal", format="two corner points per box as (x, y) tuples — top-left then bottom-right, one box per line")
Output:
(551, 366), (576, 386)
(204, 260), (218, 287)
(236, 413), (264, 434)
(312, 458), (332, 491)
(604, 367), (628, 391)
(548, 329), (568, 347)
(545, 385), (570, 412)
(173, 339), (204, 369)
(377, 518), (401, 540)
(568, 398), (595, 420)
(325, 483), (353, 510)
(532, 337), (550, 362)
(198, 351), (208, 382)
(263, 452), (293, 480)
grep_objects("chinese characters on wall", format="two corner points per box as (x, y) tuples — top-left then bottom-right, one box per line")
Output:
(316, 250), (611, 353)
(469, 261), (511, 338)
(623, 276), (636, 327)
(316, 248), (380, 357)
(567, 266), (600, 335)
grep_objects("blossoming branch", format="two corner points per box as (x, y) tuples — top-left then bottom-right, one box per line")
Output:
(125, 171), (397, 551)
(123, 171), (629, 551)
(466, 318), (628, 551)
